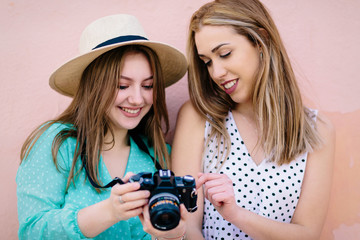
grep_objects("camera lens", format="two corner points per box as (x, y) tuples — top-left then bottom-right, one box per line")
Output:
(149, 193), (180, 231)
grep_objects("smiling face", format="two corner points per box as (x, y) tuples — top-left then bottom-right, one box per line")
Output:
(107, 51), (154, 132)
(195, 25), (261, 107)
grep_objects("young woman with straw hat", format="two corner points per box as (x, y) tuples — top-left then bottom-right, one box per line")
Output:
(17, 14), (187, 240)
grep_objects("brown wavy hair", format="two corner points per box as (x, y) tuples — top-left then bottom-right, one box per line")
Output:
(187, 0), (322, 165)
(20, 45), (170, 191)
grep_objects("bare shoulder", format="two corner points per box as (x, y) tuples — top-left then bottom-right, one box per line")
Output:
(174, 100), (206, 133)
(172, 100), (206, 173)
(307, 111), (335, 166)
(316, 111), (336, 147)
(177, 100), (205, 123)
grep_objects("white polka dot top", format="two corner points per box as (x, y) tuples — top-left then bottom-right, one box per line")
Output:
(202, 110), (316, 240)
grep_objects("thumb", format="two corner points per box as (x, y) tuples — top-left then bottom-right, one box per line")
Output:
(179, 204), (188, 221)
(122, 172), (135, 182)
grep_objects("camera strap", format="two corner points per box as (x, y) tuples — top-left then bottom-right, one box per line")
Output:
(81, 148), (125, 188)
(130, 134), (162, 170)
(80, 134), (161, 189)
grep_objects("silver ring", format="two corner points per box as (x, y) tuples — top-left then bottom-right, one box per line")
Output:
(119, 195), (125, 204)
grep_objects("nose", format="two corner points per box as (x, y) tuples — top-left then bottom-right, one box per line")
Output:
(210, 61), (227, 80)
(128, 86), (144, 105)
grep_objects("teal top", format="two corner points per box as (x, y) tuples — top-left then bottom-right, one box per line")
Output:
(17, 123), (167, 239)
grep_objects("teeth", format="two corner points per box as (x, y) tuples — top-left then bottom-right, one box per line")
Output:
(224, 80), (236, 89)
(121, 107), (140, 114)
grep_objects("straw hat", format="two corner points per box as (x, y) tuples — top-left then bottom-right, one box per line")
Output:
(49, 14), (187, 97)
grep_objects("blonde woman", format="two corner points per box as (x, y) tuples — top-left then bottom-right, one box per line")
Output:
(171, 0), (335, 239)
(17, 15), (187, 240)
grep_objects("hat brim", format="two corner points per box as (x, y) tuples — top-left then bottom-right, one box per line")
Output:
(49, 40), (188, 97)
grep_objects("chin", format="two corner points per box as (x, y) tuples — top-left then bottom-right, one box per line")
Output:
(230, 95), (251, 105)
(111, 121), (141, 131)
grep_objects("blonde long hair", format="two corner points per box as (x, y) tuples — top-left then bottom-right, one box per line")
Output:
(20, 45), (170, 190)
(187, 0), (322, 165)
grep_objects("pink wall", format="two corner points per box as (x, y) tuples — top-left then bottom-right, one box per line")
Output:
(1, 0), (359, 239)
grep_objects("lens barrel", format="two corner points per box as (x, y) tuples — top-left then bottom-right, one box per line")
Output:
(149, 193), (180, 231)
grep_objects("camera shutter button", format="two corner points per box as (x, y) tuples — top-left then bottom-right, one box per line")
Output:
(183, 175), (194, 185)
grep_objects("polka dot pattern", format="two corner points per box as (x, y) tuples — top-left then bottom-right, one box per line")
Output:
(202, 111), (312, 240)
(16, 123), (156, 239)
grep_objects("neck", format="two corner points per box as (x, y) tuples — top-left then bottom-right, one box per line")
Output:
(102, 128), (131, 179)
(233, 102), (256, 121)
(103, 128), (129, 151)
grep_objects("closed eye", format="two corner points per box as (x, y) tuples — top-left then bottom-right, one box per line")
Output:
(143, 77), (153, 89)
(117, 85), (128, 90)
(220, 51), (231, 58)
(201, 51), (231, 67)
(143, 84), (153, 89)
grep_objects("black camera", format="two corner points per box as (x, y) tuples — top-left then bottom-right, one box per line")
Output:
(129, 169), (198, 231)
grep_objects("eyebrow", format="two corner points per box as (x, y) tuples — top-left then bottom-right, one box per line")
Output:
(198, 43), (230, 57)
(211, 43), (230, 53)
(120, 75), (154, 81)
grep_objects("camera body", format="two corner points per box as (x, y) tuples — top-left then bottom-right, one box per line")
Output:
(129, 169), (197, 231)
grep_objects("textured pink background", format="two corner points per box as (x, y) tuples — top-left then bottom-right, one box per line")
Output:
(1, 0), (359, 239)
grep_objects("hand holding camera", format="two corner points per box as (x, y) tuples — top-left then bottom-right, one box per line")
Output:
(108, 172), (151, 222)
(129, 169), (198, 231)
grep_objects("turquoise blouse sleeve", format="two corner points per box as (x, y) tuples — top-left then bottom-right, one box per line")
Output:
(17, 125), (170, 239)
(16, 124), (87, 239)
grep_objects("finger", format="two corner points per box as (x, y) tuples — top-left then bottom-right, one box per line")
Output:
(141, 205), (154, 232)
(202, 173), (226, 180)
(196, 173), (224, 188)
(203, 182), (226, 200)
(138, 208), (145, 224)
(179, 204), (188, 221)
(122, 172), (135, 182)
(204, 187), (226, 204)
(203, 175), (232, 189)
(126, 189), (150, 200)
(196, 172), (205, 189)
(142, 204), (150, 221)
(111, 181), (140, 195)
(116, 190), (150, 206)
(196, 181), (203, 190)
(120, 198), (149, 210)
(142, 203), (186, 238)
(120, 206), (144, 220)
(206, 184), (228, 197)
(196, 174), (206, 189)
(205, 182), (235, 207)
(211, 191), (235, 205)
(203, 180), (228, 194)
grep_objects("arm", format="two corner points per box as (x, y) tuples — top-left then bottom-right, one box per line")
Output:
(197, 113), (335, 240)
(17, 125), (150, 239)
(16, 126), (86, 239)
(77, 173), (149, 238)
(171, 101), (206, 240)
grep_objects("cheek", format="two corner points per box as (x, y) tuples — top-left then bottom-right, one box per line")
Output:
(146, 91), (153, 104)
(210, 77), (222, 89)
(206, 67), (216, 81)
(113, 91), (126, 104)
(245, 51), (261, 78)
